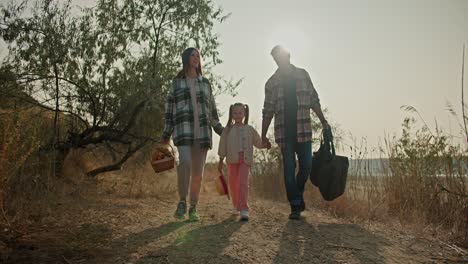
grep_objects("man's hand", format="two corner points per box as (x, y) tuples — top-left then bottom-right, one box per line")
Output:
(217, 160), (224, 175)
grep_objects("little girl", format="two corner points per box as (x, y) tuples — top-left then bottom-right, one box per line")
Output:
(218, 103), (267, 221)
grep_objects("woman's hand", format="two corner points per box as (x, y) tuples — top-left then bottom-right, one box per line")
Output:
(218, 160), (224, 175)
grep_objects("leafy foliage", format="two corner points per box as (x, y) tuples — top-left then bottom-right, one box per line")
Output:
(0, 0), (238, 176)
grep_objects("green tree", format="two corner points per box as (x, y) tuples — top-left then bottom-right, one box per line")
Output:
(0, 0), (238, 176)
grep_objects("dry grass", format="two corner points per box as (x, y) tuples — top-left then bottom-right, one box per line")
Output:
(1, 106), (466, 247)
(0, 109), (41, 224)
(0, 106), (92, 225)
(0, 106), (180, 226)
(250, 119), (468, 245)
(69, 145), (179, 199)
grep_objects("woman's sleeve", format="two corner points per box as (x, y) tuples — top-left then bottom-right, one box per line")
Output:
(208, 81), (224, 136)
(161, 80), (176, 141)
(218, 129), (227, 158)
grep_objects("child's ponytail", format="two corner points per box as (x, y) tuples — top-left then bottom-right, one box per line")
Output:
(244, 104), (249, 125)
(226, 104), (234, 128)
(225, 103), (249, 134)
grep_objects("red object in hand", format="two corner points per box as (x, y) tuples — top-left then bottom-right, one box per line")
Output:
(215, 174), (230, 199)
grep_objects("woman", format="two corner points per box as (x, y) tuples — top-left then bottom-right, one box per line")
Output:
(160, 47), (224, 221)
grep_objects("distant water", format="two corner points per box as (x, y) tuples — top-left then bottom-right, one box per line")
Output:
(348, 158), (468, 177)
(348, 158), (389, 177)
(251, 158), (468, 177)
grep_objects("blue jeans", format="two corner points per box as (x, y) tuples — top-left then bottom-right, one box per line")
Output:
(281, 140), (312, 210)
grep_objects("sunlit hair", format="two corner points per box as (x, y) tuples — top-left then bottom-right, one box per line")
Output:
(225, 103), (249, 134)
(175, 47), (203, 78)
(270, 45), (290, 57)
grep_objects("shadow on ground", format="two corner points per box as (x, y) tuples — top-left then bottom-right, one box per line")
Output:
(135, 217), (245, 264)
(273, 220), (390, 264)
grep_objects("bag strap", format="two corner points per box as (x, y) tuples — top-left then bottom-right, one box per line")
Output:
(322, 127), (336, 158)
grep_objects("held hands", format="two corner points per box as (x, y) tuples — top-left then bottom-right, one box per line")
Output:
(262, 137), (272, 150)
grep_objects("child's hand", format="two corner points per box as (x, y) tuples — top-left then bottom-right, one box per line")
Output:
(217, 160), (224, 174)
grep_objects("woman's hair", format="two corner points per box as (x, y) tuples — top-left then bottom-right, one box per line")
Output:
(225, 103), (249, 128)
(175, 47), (203, 78)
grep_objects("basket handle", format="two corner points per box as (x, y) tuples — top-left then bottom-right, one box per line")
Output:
(157, 143), (175, 156)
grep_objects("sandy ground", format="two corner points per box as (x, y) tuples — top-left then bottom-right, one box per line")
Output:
(1, 190), (467, 264)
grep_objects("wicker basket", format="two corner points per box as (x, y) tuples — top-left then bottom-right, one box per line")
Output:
(151, 145), (175, 173)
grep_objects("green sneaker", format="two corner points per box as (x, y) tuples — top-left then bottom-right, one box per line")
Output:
(188, 207), (200, 222)
(174, 201), (187, 219)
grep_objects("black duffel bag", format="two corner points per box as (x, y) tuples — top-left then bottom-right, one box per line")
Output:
(310, 127), (349, 201)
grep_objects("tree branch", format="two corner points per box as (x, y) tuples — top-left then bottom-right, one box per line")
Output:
(55, 98), (148, 152)
(440, 184), (468, 198)
(96, 67), (109, 126)
(0, 91), (89, 129)
(16, 73), (98, 119)
(461, 44), (467, 147)
(151, 6), (169, 79)
(52, 62), (60, 145)
(86, 141), (147, 177)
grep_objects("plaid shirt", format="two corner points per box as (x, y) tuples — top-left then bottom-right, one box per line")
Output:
(262, 65), (321, 148)
(162, 76), (223, 149)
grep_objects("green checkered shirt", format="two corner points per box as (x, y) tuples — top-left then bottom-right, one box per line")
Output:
(162, 76), (223, 148)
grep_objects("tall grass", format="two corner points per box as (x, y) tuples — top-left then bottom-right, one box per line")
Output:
(0, 108), (180, 225)
(250, 118), (468, 244)
(0, 109), (41, 224)
(250, 145), (286, 201)
(383, 118), (467, 241)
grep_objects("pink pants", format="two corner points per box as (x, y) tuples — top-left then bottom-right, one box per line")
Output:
(227, 152), (250, 212)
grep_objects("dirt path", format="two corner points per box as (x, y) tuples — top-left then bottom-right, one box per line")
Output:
(2, 193), (467, 264)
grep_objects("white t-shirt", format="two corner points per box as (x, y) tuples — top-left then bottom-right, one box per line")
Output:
(186, 78), (202, 139)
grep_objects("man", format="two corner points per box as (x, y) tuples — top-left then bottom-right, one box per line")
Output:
(262, 45), (328, 219)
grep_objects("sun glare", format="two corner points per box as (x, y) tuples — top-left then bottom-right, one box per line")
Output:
(267, 26), (308, 55)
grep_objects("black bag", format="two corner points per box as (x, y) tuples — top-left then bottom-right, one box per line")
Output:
(310, 128), (349, 201)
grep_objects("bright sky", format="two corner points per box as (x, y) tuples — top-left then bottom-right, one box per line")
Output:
(211, 0), (468, 159)
(1, 0), (467, 160)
